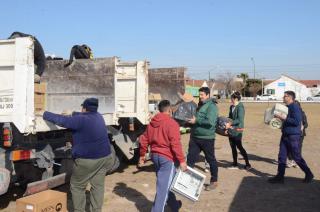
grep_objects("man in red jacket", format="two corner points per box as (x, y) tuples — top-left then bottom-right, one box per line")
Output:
(139, 100), (187, 212)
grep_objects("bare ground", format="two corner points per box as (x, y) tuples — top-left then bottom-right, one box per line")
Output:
(1, 103), (320, 212)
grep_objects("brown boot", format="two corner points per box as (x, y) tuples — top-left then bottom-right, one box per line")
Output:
(205, 181), (218, 191)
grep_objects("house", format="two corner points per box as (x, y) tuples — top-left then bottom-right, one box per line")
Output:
(263, 75), (319, 100)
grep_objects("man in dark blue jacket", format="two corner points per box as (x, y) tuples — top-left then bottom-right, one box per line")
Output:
(43, 98), (112, 212)
(269, 91), (314, 184)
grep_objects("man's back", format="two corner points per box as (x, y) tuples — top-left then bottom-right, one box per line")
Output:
(43, 111), (111, 159)
(140, 113), (184, 163)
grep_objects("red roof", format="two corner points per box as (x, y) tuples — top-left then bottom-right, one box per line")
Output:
(299, 80), (320, 88)
(185, 79), (206, 87)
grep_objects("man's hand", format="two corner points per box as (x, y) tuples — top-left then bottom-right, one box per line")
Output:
(180, 161), (188, 172)
(137, 157), (145, 168)
(37, 110), (45, 116)
(187, 116), (196, 124)
(275, 113), (287, 120)
(225, 122), (232, 129)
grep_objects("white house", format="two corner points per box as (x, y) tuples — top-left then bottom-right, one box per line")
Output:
(264, 75), (312, 100)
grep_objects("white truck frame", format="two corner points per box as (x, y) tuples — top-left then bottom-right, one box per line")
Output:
(0, 37), (150, 195)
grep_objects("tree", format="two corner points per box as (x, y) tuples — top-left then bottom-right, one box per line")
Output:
(216, 72), (235, 98)
(246, 79), (262, 97)
(237, 73), (249, 96)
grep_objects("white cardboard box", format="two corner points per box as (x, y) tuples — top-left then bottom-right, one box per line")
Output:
(170, 166), (206, 201)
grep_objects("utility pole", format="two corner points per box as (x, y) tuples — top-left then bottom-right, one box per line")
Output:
(251, 57), (256, 79)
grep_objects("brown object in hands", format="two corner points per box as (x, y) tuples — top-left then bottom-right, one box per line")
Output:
(34, 83), (47, 111)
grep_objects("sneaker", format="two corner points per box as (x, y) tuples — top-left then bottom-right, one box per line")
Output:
(268, 176), (284, 184)
(205, 181), (218, 191)
(244, 164), (252, 171)
(287, 160), (297, 168)
(227, 165), (239, 170)
(303, 174), (314, 183)
(292, 161), (298, 168)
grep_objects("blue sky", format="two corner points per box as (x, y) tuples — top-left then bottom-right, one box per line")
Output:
(1, 0), (319, 79)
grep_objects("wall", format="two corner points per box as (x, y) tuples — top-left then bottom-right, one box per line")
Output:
(264, 75), (311, 100)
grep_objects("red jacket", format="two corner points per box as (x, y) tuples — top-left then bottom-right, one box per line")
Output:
(139, 113), (185, 163)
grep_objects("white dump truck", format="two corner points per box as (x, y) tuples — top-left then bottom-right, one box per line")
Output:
(0, 37), (186, 196)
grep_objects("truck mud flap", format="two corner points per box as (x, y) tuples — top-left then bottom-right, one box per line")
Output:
(113, 133), (135, 160)
(24, 173), (66, 196)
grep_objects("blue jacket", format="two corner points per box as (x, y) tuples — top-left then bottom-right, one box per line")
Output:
(282, 103), (302, 136)
(43, 111), (111, 159)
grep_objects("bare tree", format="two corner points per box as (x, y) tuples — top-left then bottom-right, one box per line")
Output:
(216, 72), (235, 97)
(248, 83), (261, 97)
(231, 81), (244, 93)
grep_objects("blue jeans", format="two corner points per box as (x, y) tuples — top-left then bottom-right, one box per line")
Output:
(151, 154), (180, 212)
(277, 135), (313, 177)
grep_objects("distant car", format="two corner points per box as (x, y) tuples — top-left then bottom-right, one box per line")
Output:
(256, 94), (277, 101)
(307, 94), (320, 101)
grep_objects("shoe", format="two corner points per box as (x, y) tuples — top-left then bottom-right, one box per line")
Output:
(286, 160), (296, 168)
(205, 181), (218, 191)
(268, 176), (284, 184)
(244, 164), (252, 171)
(227, 165), (239, 170)
(292, 161), (298, 168)
(303, 174), (314, 183)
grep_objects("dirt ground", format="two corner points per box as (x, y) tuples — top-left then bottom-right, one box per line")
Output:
(1, 102), (320, 212)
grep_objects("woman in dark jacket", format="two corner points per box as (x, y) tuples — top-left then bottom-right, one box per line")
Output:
(226, 92), (251, 170)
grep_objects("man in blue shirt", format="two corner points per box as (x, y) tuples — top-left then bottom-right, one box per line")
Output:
(43, 98), (112, 212)
(268, 91), (314, 184)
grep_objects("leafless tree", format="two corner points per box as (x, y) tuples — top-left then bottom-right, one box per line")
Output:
(231, 81), (244, 93)
(216, 72), (235, 97)
(248, 83), (261, 97)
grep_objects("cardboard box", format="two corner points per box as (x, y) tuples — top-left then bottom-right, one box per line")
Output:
(16, 190), (67, 212)
(34, 83), (47, 94)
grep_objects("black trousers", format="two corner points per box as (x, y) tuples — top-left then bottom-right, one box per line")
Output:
(229, 135), (250, 166)
(187, 137), (218, 182)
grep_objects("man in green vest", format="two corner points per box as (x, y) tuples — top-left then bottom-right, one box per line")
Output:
(187, 87), (219, 191)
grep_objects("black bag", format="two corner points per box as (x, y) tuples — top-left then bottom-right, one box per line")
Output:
(8, 32), (46, 76)
(173, 101), (197, 126)
(216, 116), (232, 136)
(65, 44), (93, 67)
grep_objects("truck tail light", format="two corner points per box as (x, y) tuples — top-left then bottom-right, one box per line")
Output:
(3, 123), (13, 147)
(10, 149), (36, 161)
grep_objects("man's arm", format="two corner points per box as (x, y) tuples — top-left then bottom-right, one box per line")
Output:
(138, 128), (150, 165)
(285, 105), (302, 127)
(196, 104), (218, 128)
(43, 111), (82, 130)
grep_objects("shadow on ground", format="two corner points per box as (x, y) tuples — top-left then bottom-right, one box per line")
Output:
(229, 176), (320, 212)
(113, 182), (153, 212)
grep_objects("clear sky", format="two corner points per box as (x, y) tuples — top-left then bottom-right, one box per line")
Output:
(1, 0), (319, 80)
